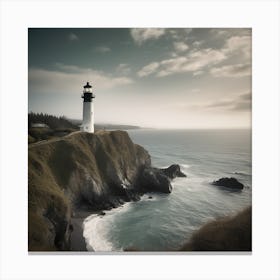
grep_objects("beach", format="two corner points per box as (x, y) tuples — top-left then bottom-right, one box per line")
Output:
(70, 210), (91, 251)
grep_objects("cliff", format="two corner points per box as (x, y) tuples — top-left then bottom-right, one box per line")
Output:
(180, 206), (252, 251)
(28, 130), (182, 251)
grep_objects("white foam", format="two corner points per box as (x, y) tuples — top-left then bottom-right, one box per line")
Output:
(83, 202), (133, 251)
(180, 163), (191, 169)
(159, 163), (191, 170)
(140, 193), (161, 202)
(232, 171), (250, 176)
(83, 214), (115, 251)
(82, 162), (201, 252)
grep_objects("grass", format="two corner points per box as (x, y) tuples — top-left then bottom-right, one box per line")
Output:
(28, 130), (150, 251)
(28, 127), (78, 143)
(48, 141), (77, 188)
(28, 142), (71, 251)
(29, 130), (251, 252)
(181, 206), (252, 251)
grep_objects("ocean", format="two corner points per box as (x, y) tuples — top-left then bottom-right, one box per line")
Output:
(83, 129), (252, 251)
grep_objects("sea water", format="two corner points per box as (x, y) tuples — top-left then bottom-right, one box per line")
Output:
(83, 129), (252, 251)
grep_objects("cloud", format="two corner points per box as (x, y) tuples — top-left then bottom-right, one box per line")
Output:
(69, 33), (79, 41)
(198, 30), (252, 65)
(205, 92), (251, 112)
(95, 46), (111, 53)
(231, 92), (252, 111)
(209, 29), (230, 38)
(210, 63), (251, 77)
(54, 63), (83, 73)
(224, 35), (251, 59)
(173, 41), (189, 53)
(191, 88), (201, 93)
(193, 70), (204, 76)
(29, 64), (133, 94)
(210, 29), (251, 39)
(136, 29), (251, 79)
(193, 41), (203, 48)
(138, 48), (226, 78)
(130, 28), (165, 45)
(168, 28), (192, 39)
(232, 100), (251, 111)
(137, 62), (159, 77)
(206, 100), (233, 108)
(239, 92), (251, 101)
(116, 63), (131, 75)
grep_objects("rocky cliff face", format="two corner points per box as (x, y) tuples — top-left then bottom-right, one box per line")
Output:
(28, 130), (184, 251)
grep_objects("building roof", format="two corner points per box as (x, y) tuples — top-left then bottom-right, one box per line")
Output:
(83, 82), (92, 88)
(31, 123), (49, 128)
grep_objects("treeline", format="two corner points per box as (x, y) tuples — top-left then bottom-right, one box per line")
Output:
(28, 112), (78, 130)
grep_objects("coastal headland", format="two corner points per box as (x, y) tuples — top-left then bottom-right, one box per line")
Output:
(28, 130), (186, 251)
(28, 130), (251, 252)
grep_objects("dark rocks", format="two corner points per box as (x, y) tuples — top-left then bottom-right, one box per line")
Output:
(139, 167), (172, 193)
(69, 224), (74, 232)
(212, 177), (244, 190)
(136, 164), (187, 194)
(161, 164), (186, 179)
(88, 164), (186, 208)
(148, 196), (153, 199)
(28, 130), (188, 251)
(99, 211), (106, 216)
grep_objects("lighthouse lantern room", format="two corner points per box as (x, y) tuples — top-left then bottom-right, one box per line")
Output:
(81, 82), (95, 133)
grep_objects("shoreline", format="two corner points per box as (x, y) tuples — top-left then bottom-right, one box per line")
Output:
(70, 200), (141, 252)
(70, 210), (97, 251)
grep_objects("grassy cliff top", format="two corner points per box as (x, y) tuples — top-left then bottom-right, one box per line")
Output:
(181, 206), (252, 251)
(28, 130), (151, 251)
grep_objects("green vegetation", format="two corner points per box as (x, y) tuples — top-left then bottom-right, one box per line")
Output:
(29, 127), (251, 252)
(28, 130), (150, 251)
(28, 145), (71, 251)
(181, 206), (252, 251)
(28, 134), (36, 144)
(28, 112), (79, 143)
(48, 141), (77, 188)
(28, 113), (141, 144)
(28, 112), (78, 130)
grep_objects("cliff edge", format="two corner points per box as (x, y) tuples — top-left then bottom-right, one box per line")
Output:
(28, 130), (183, 251)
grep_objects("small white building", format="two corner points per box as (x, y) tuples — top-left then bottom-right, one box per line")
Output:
(80, 82), (95, 133)
(31, 123), (49, 128)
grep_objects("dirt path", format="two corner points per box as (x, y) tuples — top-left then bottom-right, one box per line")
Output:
(28, 131), (82, 148)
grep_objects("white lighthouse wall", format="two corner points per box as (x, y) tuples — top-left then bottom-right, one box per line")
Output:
(81, 101), (94, 133)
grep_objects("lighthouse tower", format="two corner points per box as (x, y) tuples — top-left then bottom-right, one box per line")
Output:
(81, 82), (95, 133)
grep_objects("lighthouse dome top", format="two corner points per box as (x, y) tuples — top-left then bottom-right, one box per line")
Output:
(84, 82), (92, 89)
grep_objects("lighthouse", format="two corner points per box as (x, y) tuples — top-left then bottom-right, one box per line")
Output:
(80, 82), (95, 133)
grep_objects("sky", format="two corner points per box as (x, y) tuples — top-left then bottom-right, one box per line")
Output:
(28, 28), (251, 129)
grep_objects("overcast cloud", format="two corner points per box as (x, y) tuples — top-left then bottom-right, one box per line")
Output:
(29, 28), (251, 128)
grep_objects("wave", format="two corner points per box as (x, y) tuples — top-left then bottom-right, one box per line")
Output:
(140, 192), (168, 202)
(83, 202), (133, 252)
(180, 163), (191, 169)
(83, 214), (114, 251)
(232, 171), (250, 176)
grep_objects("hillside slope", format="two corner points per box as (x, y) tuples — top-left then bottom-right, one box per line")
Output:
(180, 206), (252, 251)
(28, 130), (180, 251)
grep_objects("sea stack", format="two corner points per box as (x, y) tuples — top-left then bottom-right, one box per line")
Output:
(80, 82), (95, 133)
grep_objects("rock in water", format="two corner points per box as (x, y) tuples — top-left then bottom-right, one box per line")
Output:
(139, 167), (172, 193)
(212, 177), (244, 190)
(28, 130), (185, 251)
(161, 164), (187, 179)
